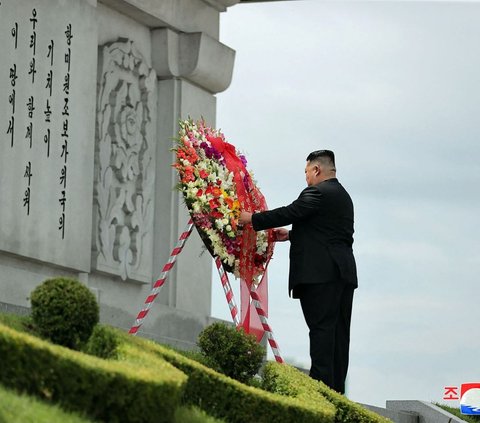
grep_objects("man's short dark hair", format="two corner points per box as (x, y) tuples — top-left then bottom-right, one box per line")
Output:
(306, 150), (336, 169)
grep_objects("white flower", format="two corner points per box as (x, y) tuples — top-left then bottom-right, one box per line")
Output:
(185, 188), (198, 200)
(218, 205), (230, 215)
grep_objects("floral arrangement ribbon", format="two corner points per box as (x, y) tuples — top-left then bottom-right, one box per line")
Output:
(174, 119), (275, 338)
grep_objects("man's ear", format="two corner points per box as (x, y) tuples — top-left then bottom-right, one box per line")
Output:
(315, 165), (321, 176)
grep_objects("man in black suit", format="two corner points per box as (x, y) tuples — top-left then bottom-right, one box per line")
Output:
(239, 150), (357, 394)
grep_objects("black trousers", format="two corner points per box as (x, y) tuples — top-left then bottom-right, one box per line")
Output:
(297, 282), (355, 394)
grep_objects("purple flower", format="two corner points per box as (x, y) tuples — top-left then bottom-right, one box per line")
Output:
(193, 213), (212, 229)
(239, 154), (248, 167)
(220, 233), (240, 256)
(200, 142), (225, 165)
(243, 174), (251, 191)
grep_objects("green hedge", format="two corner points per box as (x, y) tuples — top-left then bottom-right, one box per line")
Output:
(263, 362), (392, 423)
(126, 335), (336, 423)
(262, 361), (336, 407)
(0, 313), (392, 423)
(0, 322), (186, 423)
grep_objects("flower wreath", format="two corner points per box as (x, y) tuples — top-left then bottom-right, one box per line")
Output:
(174, 118), (274, 285)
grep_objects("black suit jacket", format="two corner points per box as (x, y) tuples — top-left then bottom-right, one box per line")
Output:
(252, 178), (357, 296)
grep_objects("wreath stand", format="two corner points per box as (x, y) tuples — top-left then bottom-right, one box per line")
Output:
(129, 219), (284, 363)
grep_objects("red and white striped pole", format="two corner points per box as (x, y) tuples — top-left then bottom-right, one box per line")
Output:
(250, 288), (284, 364)
(214, 257), (284, 364)
(129, 219), (194, 335)
(214, 256), (241, 328)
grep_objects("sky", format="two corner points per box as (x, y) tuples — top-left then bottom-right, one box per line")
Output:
(210, 0), (480, 408)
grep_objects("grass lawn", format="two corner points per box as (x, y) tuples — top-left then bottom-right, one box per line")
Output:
(0, 312), (32, 333)
(0, 384), (224, 423)
(0, 384), (93, 423)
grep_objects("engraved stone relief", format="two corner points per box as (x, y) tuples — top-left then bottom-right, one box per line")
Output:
(93, 39), (156, 282)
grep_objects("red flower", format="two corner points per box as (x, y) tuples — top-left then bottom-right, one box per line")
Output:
(181, 166), (195, 183)
(182, 174), (195, 183)
(209, 199), (220, 210)
(225, 197), (234, 209)
(176, 143), (199, 165)
(206, 185), (221, 198)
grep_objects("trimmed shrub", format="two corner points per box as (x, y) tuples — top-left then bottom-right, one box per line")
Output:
(0, 322), (186, 423)
(83, 324), (119, 359)
(263, 362), (392, 423)
(198, 322), (265, 383)
(132, 335), (336, 423)
(30, 277), (99, 349)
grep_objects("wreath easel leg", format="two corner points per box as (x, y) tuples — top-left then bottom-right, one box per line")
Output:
(129, 219), (194, 335)
(249, 287), (284, 364)
(214, 256), (241, 328)
(214, 257), (284, 364)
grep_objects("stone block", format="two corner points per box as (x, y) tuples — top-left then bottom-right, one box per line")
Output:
(360, 403), (419, 423)
(99, 0), (221, 39)
(0, 0), (97, 272)
(0, 0), (237, 352)
(386, 400), (468, 423)
(152, 28), (235, 94)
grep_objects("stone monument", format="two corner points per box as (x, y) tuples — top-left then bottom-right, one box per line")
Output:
(0, 0), (243, 349)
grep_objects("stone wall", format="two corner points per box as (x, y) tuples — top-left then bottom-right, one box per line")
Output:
(0, 0), (239, 349)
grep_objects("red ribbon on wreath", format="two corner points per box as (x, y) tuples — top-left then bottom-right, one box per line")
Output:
(208, 135), (274, 341)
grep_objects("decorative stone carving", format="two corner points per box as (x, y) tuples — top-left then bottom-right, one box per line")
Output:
(93, 39), (156, 282)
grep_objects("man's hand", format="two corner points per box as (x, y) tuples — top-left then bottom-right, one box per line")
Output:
(273, 228), (289, 242)
(239, 211), (252, 225)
